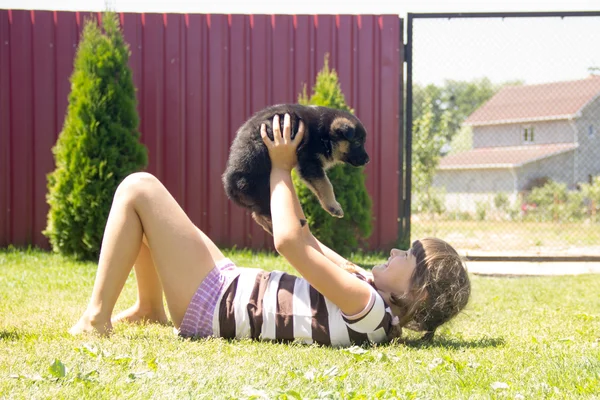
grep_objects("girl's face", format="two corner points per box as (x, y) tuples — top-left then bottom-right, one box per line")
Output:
(372, 248), (417, 296)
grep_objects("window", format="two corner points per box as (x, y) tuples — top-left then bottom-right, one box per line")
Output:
(523, 126), (535, 143)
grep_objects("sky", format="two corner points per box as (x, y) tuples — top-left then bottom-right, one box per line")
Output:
(2, 0), (599, 85)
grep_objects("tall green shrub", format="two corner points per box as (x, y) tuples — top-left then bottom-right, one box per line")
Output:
(44, 13), (148, 261)
(295, 55), (373, 255)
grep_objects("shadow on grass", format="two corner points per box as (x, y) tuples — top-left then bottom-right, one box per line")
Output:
(0, 328), (41, 341)
(0, 329), (22, 341)
(400, 335), (505, 349)
(193, 335), (505, 351)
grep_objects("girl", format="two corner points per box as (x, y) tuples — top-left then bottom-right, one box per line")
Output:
(70, 114), (470, 345)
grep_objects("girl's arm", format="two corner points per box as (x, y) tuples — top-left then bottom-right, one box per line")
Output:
(273, 138), (367, 276)
(287, 182), (374, 282)
(307, 235), (373, 280)
(262, 115), (373, 317)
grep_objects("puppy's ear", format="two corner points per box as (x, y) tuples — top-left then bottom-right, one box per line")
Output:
(340, 125), (355, 140)
(331, 117), (355, 140)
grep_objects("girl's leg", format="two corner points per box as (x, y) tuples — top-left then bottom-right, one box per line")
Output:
(112, 239), (169, 325)
(70, 172), (225, 335)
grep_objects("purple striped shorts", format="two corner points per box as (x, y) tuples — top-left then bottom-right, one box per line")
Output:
(178, 258), (240, 339)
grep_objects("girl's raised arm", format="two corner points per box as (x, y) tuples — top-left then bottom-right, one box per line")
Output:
(261, 114), (373, 317)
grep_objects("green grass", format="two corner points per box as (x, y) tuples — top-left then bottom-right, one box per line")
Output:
(1, 248), (600, 399)
(412, 219), (600, 255)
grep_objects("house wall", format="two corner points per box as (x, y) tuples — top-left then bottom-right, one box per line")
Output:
(435, 151), (576, 193)
(433, 168), (516, 193)
(438, 192), (520, 213)
(435, 88), (600, 213)
(472, 120), (575, 148)
(432, 169), (516, 212)
(432, 150), (576, 212)
(573, 95), (600, 183)
(517, 150), (576, 189)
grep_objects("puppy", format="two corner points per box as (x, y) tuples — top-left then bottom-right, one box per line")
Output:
(222, 103), (370, 234)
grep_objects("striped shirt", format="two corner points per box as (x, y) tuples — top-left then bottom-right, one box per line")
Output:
(211, 267), (394, 347)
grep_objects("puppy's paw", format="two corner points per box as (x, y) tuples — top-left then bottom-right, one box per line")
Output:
(326, 202), (344, 218)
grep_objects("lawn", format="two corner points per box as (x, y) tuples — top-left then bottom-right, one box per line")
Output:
(1, 247), (599, 399)
(412, 219), (600, 256)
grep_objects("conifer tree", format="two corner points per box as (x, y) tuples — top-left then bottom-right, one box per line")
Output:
(295, 55), (373, 254)
(44, 13), (148, 261)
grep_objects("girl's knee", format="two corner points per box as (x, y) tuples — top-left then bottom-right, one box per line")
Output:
(115, 172), (160, 203)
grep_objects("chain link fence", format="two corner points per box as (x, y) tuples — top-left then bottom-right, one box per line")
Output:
(407, 12), (600, 258)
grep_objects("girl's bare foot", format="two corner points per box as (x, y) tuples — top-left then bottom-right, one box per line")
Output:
(112, 304), (169, 325)
(69, 313), (113, 336)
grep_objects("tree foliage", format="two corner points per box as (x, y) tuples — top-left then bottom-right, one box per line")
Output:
(413, 78), (523, 149)
(44, 13), (148, 260)
(412, 94), (447, 217)
(295, 55), (373, 255)
(411, 78), (523, 217)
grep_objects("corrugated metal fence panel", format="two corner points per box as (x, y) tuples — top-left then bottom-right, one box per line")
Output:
(0, 10), (9, 248)
(0, 10), (402, 252)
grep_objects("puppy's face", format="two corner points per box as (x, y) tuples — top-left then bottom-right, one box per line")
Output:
(330, 117), (370, 167)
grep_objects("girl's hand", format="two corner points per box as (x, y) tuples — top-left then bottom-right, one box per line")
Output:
(261, 114), (305, 172)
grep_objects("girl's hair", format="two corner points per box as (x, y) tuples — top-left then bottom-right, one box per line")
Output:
(388, 237), (471, 342)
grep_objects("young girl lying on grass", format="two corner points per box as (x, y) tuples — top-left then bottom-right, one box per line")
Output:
(70, 114), (471, 346)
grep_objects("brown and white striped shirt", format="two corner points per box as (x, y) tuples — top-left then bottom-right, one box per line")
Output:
(212, 267), (394, 347)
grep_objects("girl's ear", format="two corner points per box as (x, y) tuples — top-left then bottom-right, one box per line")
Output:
(389, 293), (400, 305)
(413, 287), (429, 304)
(388, 289), (429, 328)
(387, 293), (413, 325)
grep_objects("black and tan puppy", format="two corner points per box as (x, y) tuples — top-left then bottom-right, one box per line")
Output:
(222, 103), (370, 234)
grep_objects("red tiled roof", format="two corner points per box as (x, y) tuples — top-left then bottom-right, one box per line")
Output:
(464, 75), (600, 126)
(438, 143), (578, 170)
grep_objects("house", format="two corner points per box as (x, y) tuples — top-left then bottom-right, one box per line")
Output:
(433, 75), (600, 212)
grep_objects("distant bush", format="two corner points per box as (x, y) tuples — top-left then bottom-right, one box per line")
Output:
(494, 192), (510, 211)
(475, 201), (488, 221)
(525, 180), (586, 223)
(581, 176), (600, 223)
(413, 187), (447, 220)
(446, 211), (473, 221)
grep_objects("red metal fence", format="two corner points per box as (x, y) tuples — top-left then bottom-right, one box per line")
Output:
(0, 10), (402, 252)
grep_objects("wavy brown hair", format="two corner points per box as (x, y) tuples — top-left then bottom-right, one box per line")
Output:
(389, 237), (471, 342)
